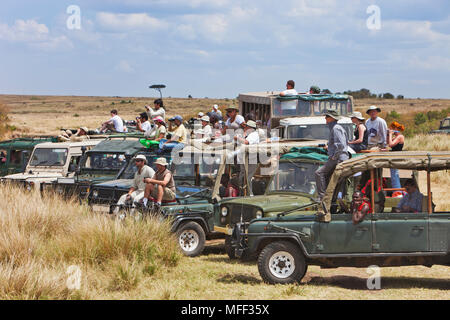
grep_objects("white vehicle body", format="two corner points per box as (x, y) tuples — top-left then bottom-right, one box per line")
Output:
(279, 116), (355, 140)
(2, 140), (100, 190)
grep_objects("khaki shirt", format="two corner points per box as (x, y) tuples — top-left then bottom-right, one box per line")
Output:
(132, 165), (155, 191)
(170, 124), (187, 144)
(153, 168), (176, 193)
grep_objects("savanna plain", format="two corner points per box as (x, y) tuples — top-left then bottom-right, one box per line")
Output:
(0, 94), (449, 300)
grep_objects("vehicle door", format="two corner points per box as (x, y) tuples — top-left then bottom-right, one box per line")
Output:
(372, 212), (429, 253)
(0, 148), (8, 176)
(318, 177), (372, 254)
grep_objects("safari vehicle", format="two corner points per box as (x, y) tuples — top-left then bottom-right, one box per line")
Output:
(229, 151), (450, 284)
(278, 116), (354, 140)
(41, 138), (143, 199)
(431, 117), (450, 134)
(239, 92), (353, 129)
(1, 140), (99, 191)
(0, 136), (58, 176)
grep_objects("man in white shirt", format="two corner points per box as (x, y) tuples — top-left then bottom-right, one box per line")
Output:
(212, 104), (222, 117)
(279, 80), (298, 115)
(101, 109), (125, 133)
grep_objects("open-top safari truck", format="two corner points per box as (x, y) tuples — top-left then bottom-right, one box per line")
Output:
(228, 151), (450, 284)
(431, 117), (450, 135)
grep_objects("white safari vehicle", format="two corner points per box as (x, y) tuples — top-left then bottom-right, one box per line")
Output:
(1, 140), (100, 191)
(278, 116), (354, 140)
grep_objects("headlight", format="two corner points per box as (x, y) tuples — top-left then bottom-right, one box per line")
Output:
(221, 206), (228, 217)
(256, 210), (263, 219)
(92, 190), (99, 198)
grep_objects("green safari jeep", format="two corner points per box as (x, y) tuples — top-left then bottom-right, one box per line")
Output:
(0, 136), (58, 177)
(431, 117), (450, 134)
(230, 151), (450, 284)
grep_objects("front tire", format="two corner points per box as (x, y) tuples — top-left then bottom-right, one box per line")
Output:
(176, 221), (206, 257)
(257, 241), (307, 284)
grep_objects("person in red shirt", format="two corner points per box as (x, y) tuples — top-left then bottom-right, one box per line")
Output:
(339, 191), (371, 224)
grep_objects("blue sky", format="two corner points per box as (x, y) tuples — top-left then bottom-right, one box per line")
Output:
(0, 0), (449, 99)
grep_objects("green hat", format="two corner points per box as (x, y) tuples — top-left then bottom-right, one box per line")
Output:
(323, 109), (340, 120)
(310, 86), (321, 94)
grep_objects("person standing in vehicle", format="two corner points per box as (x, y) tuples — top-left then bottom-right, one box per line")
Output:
(222, 106), (245, 141)
(136, 112), (152, 133)
(315, 110), (349, 201)
(146, 99), (166, 122)
(114, 155), (155, 214)
(365, 106), (388, 149)
(348, 112), (368, 153)
(388, 121), (405, 192)
(279, 80), (298, 116)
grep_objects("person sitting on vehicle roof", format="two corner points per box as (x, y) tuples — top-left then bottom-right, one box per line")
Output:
(58, 127), (90, 142)
(159, 115), (187, 153)
(315, 110), (349, 201)
(145, 116), (167, 142)
(222, 106), (245, 141)
(348, 112), (368, 153)
(113, 155), (155, 215)
(309, 85), (321, 94)
(136, 112), (152, 133)
(211, 104), (222, 118)
(194, 115), (213, 142)
(339, 191), (372, 224)
(143, 157), (176, 210)
(393, 179), (423, 213)
(145, 99), (166, 121)
(100, 109), (125, 133)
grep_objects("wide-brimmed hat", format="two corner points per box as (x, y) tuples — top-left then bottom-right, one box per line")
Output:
(310, 85), (321, 94)
(79, 127), (89, 133)
(349, 112), (365, 121)
(154, 157), (169, 166)
(201, 115), (210, 122)
(226, 106), (239, 112)
(246, 120), (257, 128)
(135, 155), (147, 164)
(366, 105), (381, 114)
(197, 112), (204, 118)
(323, 109), (341, 120)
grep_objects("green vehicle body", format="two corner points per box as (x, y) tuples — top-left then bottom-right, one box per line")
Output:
(0, 137), (58, 176)
(431, 117), (450, 134)
(231, 151), (450, 284)
(42, 138), (144, 199)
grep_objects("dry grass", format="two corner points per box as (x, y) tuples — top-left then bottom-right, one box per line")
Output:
(0, 184), (182, 299)
(405, 134), (450, 152)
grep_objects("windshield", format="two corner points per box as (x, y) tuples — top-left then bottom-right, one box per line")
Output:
(29, 148), (68, 167)
(442, 119), (450, 128)
(268, 161), (319, 194)
(273, 99), (351, 117)
(83, 152), (126, 171)
(287, 123), (354, 140)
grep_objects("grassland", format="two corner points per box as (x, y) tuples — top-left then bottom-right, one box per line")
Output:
(0, 94), (449, 300)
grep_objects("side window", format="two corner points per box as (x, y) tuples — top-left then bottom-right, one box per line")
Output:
(10, 150), (22, 165)
(68, 156), (81, 172)
(0, 149), (7, 165)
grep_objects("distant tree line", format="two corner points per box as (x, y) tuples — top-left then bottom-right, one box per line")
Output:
(324, 88), (405, 99)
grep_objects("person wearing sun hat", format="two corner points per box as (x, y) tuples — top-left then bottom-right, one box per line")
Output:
(143, 157), (176, 209)
(348, 112), (368, 153)
(388, 121), (406, 192)
(113, 154), (155, 215)
(365, 105), (388, 149)
(315, 109), (349, 201)
(159, 115), (187, 153)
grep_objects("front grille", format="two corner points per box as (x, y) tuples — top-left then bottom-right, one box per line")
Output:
(89, 187), (127, 204)
(230, 205), (256, 225)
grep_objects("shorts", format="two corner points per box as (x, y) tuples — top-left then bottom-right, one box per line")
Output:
(151, 187), (176, 201)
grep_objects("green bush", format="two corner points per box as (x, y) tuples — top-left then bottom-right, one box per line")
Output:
(414, 113), (427, 126)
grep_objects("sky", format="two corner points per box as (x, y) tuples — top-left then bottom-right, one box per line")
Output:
(0, 0), (449, 99)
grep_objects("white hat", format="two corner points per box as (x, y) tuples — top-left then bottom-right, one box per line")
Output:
(80, 127), (89, 132)
(154, 157), (169, 166)
(198, 112), (205, 118)
(201, 115), (210, 122)
(246, 120), (257, 129)
(213, 104), (219, 110)
(135, 155), (147, 164)
(349, 112), (365, 121)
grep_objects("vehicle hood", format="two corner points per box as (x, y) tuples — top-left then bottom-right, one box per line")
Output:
(78, 173), (117, 184)
(94, 179), (133, 189)
(4, 172), (66, 180)
(221, 193), (314, 214)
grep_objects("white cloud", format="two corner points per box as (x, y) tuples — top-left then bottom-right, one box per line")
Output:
(0, 19), (73, 50)
(115, 60), (135, 73)
(96, 12), (168, 31)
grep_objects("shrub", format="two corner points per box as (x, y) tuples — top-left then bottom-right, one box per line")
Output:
(414, 112), (427, 126)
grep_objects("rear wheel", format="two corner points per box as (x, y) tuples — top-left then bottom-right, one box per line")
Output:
(176, 221), (206, 257)
(258, 241), (307, 284)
